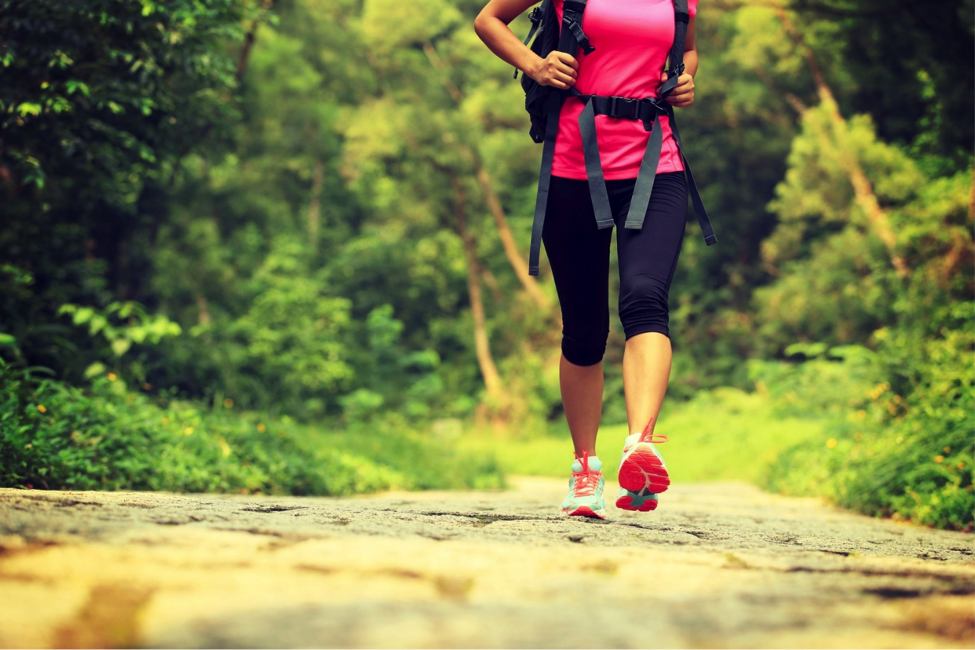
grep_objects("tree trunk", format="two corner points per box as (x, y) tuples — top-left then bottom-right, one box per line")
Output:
(308, 159), (324, 250)
(777, 8), (909, 278)
(195, 293), (211, 326)
(237, 1), (274, 83)
(480, 267), (504, 304)
(470, 153), (562, 328)
(422, 40), (559, 325)
(449, 174), (505, 401)
(969, 167), (974, 221)
(423, 43), (463, 102)
(937, 166), (973, 285)
(169, 2), (272, 189)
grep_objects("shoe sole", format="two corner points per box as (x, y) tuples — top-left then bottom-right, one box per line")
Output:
(618, 444), (670, 494)
(615, 493), (658, 511)
(562, 505), (607, 519)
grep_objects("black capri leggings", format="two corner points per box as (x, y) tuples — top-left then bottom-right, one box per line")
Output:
(542, 172), (688, 367)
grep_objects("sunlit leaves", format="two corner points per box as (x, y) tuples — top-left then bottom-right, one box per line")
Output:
(360, 0), (463, 55)
(0, 0), (243, 201)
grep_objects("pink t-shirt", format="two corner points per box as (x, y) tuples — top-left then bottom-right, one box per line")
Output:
(550, 0), (698, 180)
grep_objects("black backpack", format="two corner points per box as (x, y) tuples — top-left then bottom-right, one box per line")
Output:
(514, 0), (717, 276)
(514, 0), (592, 144)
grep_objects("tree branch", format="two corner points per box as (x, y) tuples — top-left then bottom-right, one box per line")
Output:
(777, 7), (909, 278)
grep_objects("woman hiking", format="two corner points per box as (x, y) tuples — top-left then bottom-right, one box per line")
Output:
(474, 0), (702, 518)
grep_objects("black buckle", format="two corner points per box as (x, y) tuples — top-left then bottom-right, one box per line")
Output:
(642, 97), (666, 113)
(566, 20), (595, 54)
(563, 0), (586, 14)
(639, 98), (665, 130)
(675, 10), (690, 23)
(529, 5), (542, 24)
(609, 96), (638, 119)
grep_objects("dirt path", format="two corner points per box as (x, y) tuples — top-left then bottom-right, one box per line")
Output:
(0, 478), (972, 649)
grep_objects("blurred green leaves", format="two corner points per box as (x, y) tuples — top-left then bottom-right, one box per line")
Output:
(0, 0), (971, 525)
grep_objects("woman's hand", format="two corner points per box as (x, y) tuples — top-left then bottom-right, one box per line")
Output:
(661, 71), (694, 107)
(529, 51), (579, 89)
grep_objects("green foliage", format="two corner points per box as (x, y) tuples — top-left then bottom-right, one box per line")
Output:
(0, 360), (504, 494)
(203, 236), (355, 416)
(756, 334), (974, 532)
(0, 0), (242, 190)
(58, 301), (182, 380)
(1, 0), (971, 532)
(791, 0), (974, 165)
(749, 91), (975, 530)
(0, 0), (245, 384)
(755, 226), (897, 352)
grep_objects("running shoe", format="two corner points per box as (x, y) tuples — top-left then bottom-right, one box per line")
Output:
(561, 451), (606, 519)
(616, 421), (670, 499)
(615, 486), (659, 512)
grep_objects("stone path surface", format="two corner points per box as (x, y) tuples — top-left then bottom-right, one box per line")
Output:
(0, 478), (973, 649)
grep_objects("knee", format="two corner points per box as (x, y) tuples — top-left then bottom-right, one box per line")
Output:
(561, 327), (609, 366)
(619, 274), (670, 338)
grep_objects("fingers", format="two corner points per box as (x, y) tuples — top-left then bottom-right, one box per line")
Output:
(555, 51), (579, 70)
(552, 52), (578, 79)
(555, 70), (577, 87)
(555, 62), (577, 79)
(545, 74), (572, 89)
(661, 72), (694, 88)
(538, 51), (578, 88)
(665, 90), (694, 107)
(662, 72), (694, 106)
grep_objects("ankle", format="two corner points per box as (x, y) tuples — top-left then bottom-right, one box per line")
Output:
(571, 454), (603, 472)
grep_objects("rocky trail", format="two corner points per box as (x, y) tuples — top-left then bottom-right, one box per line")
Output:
(0, 478), (973, 648)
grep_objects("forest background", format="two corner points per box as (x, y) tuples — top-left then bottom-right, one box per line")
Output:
(1, 0), (972, 530)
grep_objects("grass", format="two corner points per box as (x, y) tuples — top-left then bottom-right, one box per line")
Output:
(456, 387), (828, 484)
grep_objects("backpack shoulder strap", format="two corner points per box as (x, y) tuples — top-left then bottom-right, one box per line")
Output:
(660, 0), (689, 98)
(527, 0), (597, 276)
(623, 0), (716, 245)
(523, 0), (547, 46)
(559, 0), (595, 55)
(513, 0), (548, 79)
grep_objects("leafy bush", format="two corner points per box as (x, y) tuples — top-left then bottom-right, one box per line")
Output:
(0, 360), (504, 495)
(755, 334), (974, 531)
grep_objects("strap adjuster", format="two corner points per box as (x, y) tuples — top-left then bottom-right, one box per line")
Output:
(563, 0), (586, 14)
(566, 19), (595, 54)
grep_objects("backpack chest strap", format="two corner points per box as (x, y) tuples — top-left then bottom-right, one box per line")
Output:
(575, 94), (666, 124)
(574, 89), (716, 237)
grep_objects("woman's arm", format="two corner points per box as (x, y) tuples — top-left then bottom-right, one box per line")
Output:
(663, 16), (697, 108)
(474, 0), (579, 89)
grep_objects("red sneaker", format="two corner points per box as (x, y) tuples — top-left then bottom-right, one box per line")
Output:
(616, 421), (670, 497)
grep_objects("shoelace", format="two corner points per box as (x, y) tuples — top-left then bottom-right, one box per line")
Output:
(572, 450), (601, 497)
(638, 420), (669, 445)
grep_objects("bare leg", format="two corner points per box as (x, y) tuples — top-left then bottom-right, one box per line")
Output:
(560, 354), (603, 457)
(622, 332), (672, 435)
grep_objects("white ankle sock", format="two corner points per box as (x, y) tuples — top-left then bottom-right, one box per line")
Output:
(571, 455), (602, 471)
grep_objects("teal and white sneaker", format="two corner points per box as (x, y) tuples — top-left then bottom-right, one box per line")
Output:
(561, 451), (606, 519)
